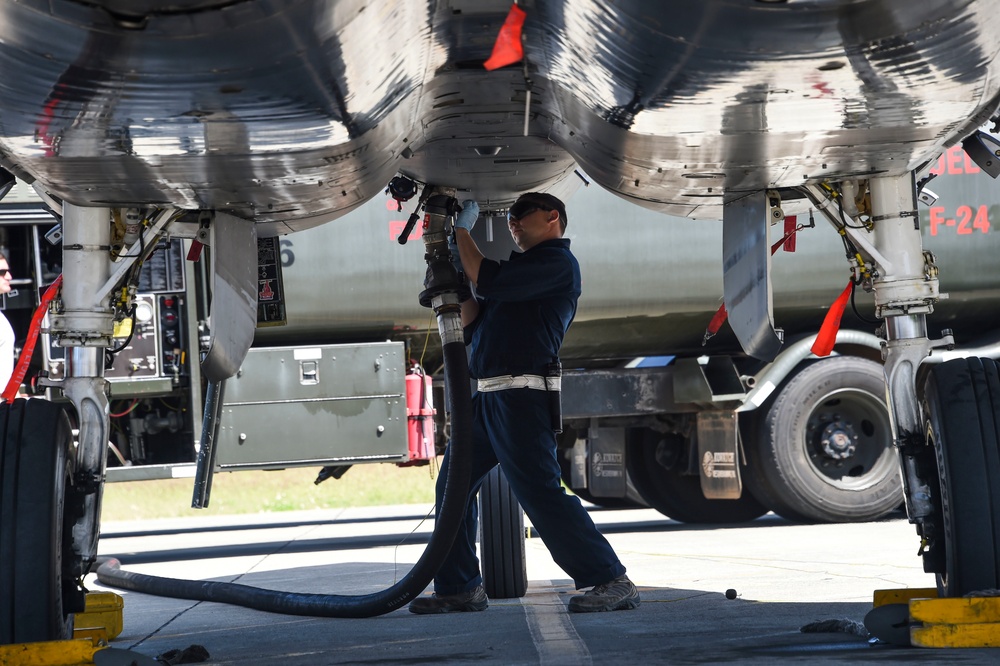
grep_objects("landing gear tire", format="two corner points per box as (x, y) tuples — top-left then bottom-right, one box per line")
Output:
(625, 428), (768, 523)
(742, 356), (902, 523)
(0, 400), (77, 644)
(479, 466), (527, 599)
(922, 357), (1000, 597)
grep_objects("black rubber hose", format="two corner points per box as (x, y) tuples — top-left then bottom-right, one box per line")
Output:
(95, 336), (474, 618)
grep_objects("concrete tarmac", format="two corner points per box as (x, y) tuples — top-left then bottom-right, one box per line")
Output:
(90, 504), (998, 664)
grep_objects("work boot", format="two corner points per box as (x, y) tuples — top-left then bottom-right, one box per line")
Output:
(408, 585), (488, 614)
(568, 575), (640, 613)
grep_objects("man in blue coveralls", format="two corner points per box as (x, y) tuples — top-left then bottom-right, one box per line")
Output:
(409, 192), (639, 614)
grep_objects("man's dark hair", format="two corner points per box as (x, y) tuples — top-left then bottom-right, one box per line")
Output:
(516, 192), (568, 234)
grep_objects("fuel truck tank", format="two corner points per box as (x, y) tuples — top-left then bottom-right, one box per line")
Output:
(249, 151), (1000, 528)
(256, 149), (1000, 364)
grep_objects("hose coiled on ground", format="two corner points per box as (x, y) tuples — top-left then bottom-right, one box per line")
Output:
(95, 335), (473, 618)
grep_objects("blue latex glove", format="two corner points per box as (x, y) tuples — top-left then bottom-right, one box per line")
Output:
(455, 199), (479, 232)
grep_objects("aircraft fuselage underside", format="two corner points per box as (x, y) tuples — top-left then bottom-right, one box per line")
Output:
(1, 0), (1000, 644)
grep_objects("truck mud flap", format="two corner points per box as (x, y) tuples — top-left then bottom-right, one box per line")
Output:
(696, 410), (742, 499)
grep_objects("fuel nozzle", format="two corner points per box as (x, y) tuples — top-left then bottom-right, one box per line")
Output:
(418, 193), (470, 308)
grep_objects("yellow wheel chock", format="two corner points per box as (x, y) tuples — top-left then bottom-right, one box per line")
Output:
(872, 587), (1000, 647)
(0, 592), (125, 665)
(0, 636), (103, 666)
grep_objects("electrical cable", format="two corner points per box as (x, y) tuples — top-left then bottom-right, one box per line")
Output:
(850, 281), (879, 325)
(109, 399), (139, 418)
(107, 221), (150, 355)
(836, 194), (870, 230)
(419, 308), (435, 369)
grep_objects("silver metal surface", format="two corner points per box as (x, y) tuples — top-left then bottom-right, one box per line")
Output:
(191, 379), (225, 509)
(215, 342), (408, 469)
(202, 212), (257, 382)
(870, 176), (940, 316)
(105, 462), (196, 483)
(738, 330), (884, 412)
(866, 175), (937, 521)
(221, 393), (403, 407)
(52, 203), (114, 346)
(434, 296), (465, 346)
(673, 356), (745, 406)
(95, 208), (175, 303)
(477, 375), (552, 392)
(806, 184), (894, 275)
(722, 192), (782, 361)
(885, 333), (936, 522)
(869, 174), (935, 443)
(697, 410), (741, 499)
(0, 1), (997, 226)
(930, 334), (1000, 363)
(55, 199), (115, 571)
(63, 368), (109, 569)
(560, 368), (690, 419)
(886, 315), (928, 342)
(66, 347), (103, 377)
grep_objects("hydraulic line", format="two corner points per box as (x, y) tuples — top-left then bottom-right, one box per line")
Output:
(95, 327), (474, 618)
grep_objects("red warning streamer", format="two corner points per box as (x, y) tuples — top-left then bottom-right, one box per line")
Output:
(2, 276), (62, 402)
(484, 4), (527, 71)
(810, 280), (854, 357)
(782, 216), (797, 252)
(703, 303), (728, 345)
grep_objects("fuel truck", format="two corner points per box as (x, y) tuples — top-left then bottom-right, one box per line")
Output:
(0, 145), (997, 537)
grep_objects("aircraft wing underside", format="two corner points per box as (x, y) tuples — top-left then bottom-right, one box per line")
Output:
(0, 0), (997, 233)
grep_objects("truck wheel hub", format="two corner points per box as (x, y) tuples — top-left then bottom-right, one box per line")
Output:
(817, 418), (858, 460)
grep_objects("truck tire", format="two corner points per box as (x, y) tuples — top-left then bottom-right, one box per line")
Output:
(921, 357), (1000, 596)
(0, 400), (76, 644)
(625, 428), (768, 523)
(479, 466), (527, 599)
(743, 356), (902, 523)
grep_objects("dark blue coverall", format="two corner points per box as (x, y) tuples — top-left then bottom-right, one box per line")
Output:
(432, 237), (627, 596)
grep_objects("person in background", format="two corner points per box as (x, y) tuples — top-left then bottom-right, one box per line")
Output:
(0, 254), (14, 389)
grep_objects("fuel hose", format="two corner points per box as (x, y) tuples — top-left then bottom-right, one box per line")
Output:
(95, 329), (474, 618)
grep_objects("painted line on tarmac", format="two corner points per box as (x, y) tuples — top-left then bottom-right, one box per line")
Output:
(522, 581), (592, 665)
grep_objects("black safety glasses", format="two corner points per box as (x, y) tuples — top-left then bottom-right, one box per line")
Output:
(507, 201), (552, 222)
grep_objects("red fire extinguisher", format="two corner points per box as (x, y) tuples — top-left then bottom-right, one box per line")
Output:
(404, 363), (436, 463)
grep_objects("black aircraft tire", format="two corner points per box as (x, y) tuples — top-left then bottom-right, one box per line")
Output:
(479, 466), (527, 599)
(625, 428), (768, 523)
(742, 356), (902, 523)
(922, 357), (1000, 597)
(0, 399), (76, 644)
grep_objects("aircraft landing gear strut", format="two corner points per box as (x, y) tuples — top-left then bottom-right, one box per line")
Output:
(862, 174), (1000, 595)
(0, 203), (116, 643)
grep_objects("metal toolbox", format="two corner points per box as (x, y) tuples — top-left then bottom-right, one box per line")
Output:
(215, 341), (409, 470)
